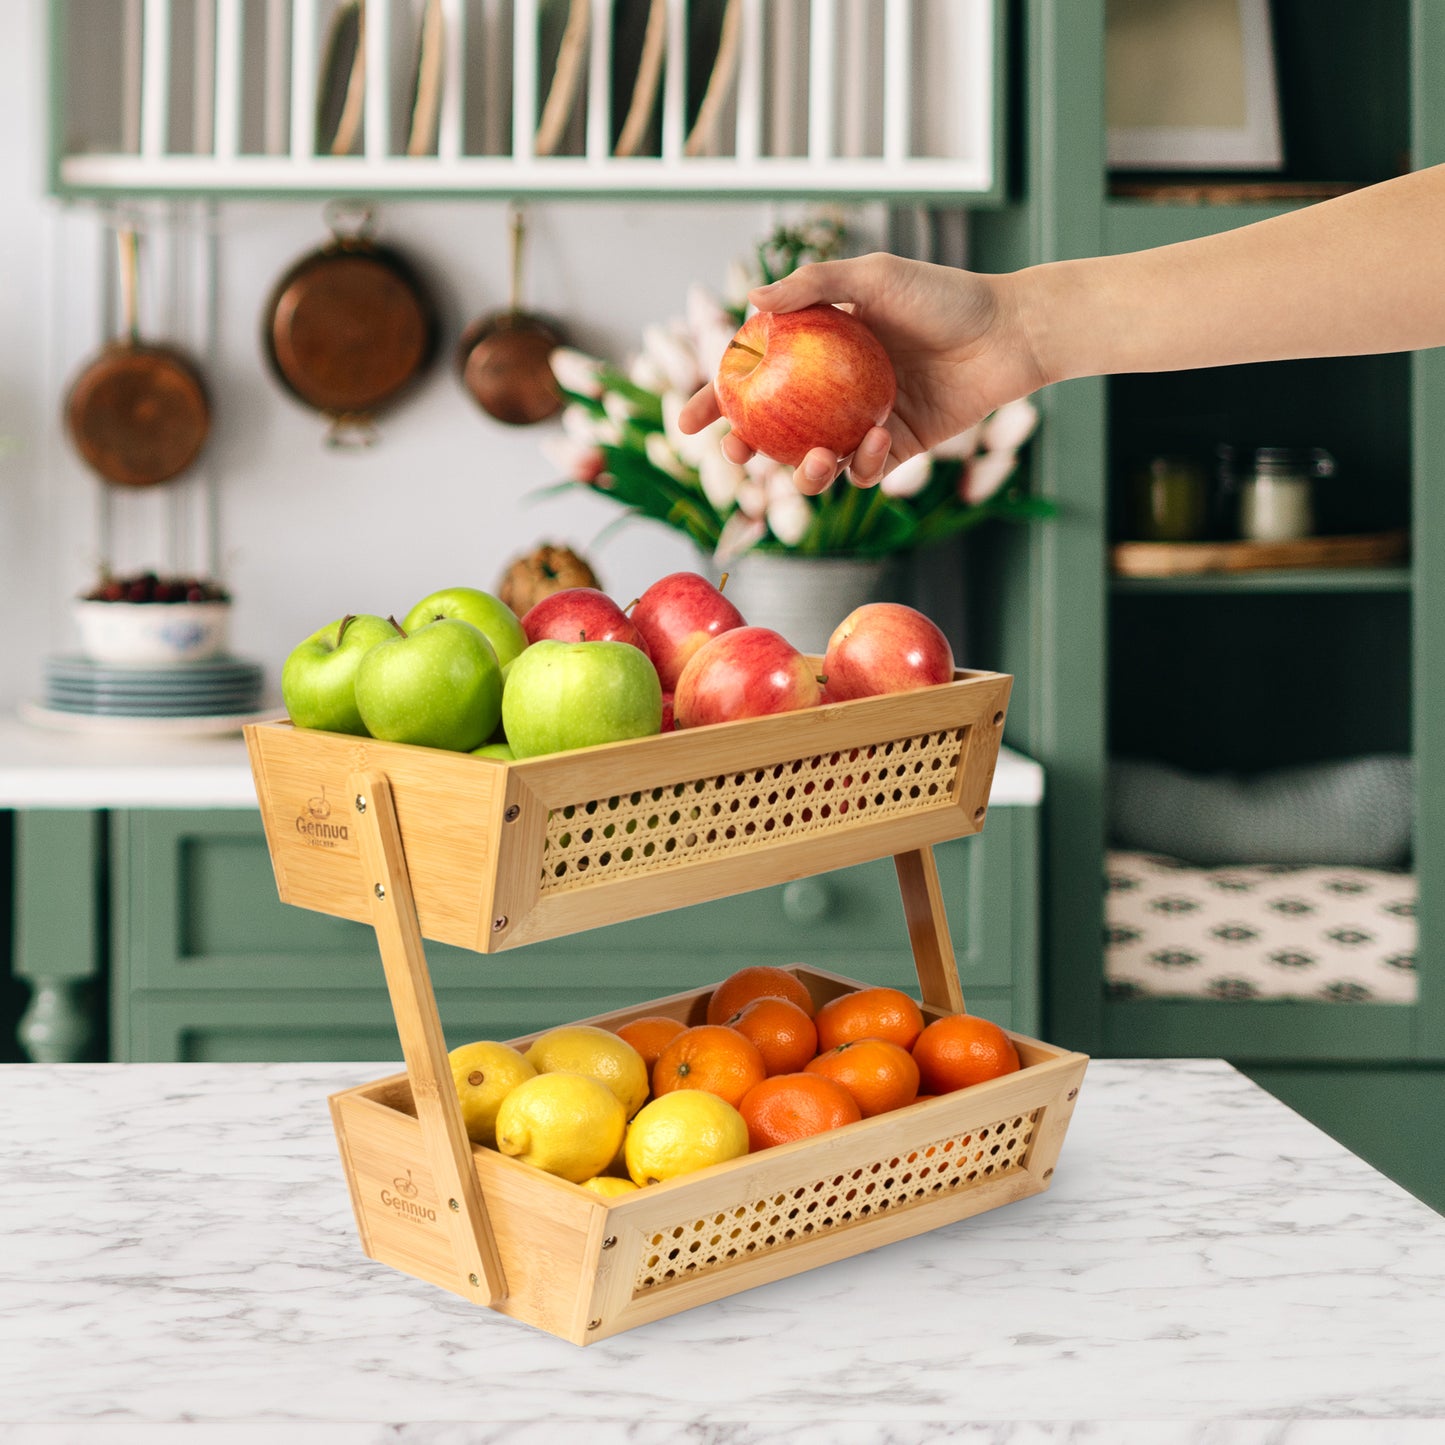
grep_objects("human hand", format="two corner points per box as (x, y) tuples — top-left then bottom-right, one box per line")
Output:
(677, 253), (1046, 495)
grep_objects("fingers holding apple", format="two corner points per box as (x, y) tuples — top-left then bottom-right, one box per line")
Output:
(713, 304), (896, 472)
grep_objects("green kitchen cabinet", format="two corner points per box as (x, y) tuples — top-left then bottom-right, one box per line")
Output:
(962, 1), (1442, 1209)
(109, 806), (1038, 1063)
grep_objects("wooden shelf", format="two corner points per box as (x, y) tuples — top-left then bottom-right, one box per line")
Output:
(1111, 567), (1412, 596)
(1110, 531), (1410, 580)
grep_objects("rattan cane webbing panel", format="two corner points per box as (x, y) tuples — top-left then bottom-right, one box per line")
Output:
(632, 1108), (1039, 1295)
(540, 728), (968, 891)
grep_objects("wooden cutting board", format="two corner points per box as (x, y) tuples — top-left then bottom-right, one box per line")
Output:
(1110, 530), (1410, 577)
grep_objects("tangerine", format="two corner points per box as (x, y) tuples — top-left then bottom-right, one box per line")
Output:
(614, 1014), (687, 1070)
(804, 1037), (919, 1117)
(814, 986), (925, 1052)
(738, 1073), (862, 1152)
(705, 965), (816, 1025)
(912, 1014), (1021, 1094)
(653, 1025), (767, 1108)
(725, 996), (819, 1075)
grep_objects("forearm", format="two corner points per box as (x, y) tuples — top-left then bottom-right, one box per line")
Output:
(1016, 164), (1445, 383)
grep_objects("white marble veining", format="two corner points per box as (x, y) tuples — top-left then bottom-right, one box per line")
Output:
(0, 718), (1045, 810)
(1, 1060), (1442, 1442)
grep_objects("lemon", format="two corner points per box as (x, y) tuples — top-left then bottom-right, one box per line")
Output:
(580, 1176), (640, 1198)
(494, 1072), (627, 1183)
(625, 1092), (749, 1187)
(525, 1025), (650, 1119)
(448, 1040), (536, 1147)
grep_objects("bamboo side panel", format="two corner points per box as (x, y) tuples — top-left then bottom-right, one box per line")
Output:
(245, 670), (1011, 955)
(245, 726), (506, 948)
(328, 968), (1087, 1347)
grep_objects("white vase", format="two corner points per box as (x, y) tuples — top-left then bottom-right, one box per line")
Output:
(702, 552), (889, 654)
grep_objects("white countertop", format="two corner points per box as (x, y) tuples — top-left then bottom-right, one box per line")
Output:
(0, 716), (1045, 810)
(2, 1059), (1442, 1440)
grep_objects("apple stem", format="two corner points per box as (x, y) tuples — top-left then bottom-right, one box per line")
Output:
(717, 571), (730, 593)
(816, 674), (828, 685)
(623, 597), (640, 613)
(337, 613), (357, 645)
(387, 615), (408, 639)
(727, 339), (763, 360)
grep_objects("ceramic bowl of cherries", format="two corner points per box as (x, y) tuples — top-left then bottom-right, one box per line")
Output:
(74, 571), (233, 666)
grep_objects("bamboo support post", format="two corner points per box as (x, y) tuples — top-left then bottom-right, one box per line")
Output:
(349, 769), (506, 1307)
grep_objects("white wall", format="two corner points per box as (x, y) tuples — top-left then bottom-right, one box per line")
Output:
(0, 0), (892, 710)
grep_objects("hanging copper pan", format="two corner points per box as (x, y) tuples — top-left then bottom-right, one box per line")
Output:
(263, 207), (438, 446)
(457, 207), (565, 427)
(65, 228), (211, 488)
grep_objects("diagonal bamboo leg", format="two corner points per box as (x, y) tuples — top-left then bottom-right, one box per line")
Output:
(894, 846), (967, 1015)
(350, 769), (506, 1307)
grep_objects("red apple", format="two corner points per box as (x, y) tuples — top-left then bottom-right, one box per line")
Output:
(631, 571), (746, 691)
(674, 626), (823, 728)
(520, 587), (652, 658)
(714, 303), (897, 468)
(822, 603), (954, 701)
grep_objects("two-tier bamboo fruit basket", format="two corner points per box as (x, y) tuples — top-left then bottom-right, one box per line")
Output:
(245, 665), (1087, 1345)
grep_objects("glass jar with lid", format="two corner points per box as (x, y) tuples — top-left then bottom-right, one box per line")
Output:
(1236, 447), (1335, 542)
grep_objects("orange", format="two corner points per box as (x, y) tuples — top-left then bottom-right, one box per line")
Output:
(814, 986), (925, 1052)
(653, 1025), (767, 1108)
(912, 1014), (1021, 1094)
(805, 1038), (919, 1118)
(614, 1015), (687, 1070)
(724, 996), (818, 1076)
(738, 1073), (862, 1152)
(706, 965), (816, 1026)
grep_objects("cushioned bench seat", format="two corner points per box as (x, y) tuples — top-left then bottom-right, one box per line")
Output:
(1104, 851), (1418, 1004)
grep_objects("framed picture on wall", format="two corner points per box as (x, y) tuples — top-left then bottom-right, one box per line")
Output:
(1107, 0), (1283, 171)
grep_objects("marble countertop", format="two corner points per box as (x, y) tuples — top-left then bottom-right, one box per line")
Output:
(2, 1059), (1443, 1442)
(0, 717), (1044, 810)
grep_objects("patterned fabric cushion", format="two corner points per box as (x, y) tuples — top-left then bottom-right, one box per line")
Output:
(1109, 755), (1413, 867)
(1104, 851), (1417, 1004)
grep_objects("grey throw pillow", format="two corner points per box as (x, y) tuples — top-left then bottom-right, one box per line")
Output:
(1109, 755), (1413, 868)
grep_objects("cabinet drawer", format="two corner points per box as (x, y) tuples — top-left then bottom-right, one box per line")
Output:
(125, 985), (1023, 1064)
(116, 808), (1033, 994)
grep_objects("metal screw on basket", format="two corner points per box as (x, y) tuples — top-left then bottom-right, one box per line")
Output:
(587, 1318), (601, 1331)
(374, 883), (386, 900)
(449, 1198), (459, 1212)
(354, 794), (367, 814)
(469, 1273), (480, 1287)
(492, 915), (508, 931)
(602, 1235), (617, 1250)
(504, 805), (520, 822)
(1067, 1089), (1078, 1101)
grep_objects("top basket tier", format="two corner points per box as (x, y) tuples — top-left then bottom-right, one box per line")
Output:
(52, 0), (1000, 199)
(244, 667), (1011, 953)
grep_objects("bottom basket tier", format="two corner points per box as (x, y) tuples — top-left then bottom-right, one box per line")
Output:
(329, 966), (1088, 1346)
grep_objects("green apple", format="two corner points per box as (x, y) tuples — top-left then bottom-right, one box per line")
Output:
(502, 638), (662, 759)
(401, 587), (527, 669)
(471, 741), (515, 761)
(281, 613), (397, 735)
(355, 618), (502, 752)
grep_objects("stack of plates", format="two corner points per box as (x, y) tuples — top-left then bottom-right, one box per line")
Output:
(40, 655), (266, 719)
